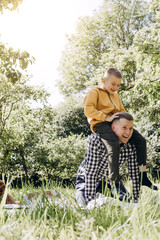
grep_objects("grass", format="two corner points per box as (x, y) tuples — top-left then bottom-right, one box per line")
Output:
(0, 180), (160, 240)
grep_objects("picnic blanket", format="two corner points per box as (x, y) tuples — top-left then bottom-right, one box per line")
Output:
(3, 190), (140, 214)
(87, 193), (138, 209)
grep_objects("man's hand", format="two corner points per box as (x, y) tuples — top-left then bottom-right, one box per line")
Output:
(106, 113), (120, 122)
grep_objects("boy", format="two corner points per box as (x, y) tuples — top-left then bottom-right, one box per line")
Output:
(83, 67), (157, 191)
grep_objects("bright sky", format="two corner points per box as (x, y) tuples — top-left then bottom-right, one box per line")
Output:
(0, 0), (103, 106)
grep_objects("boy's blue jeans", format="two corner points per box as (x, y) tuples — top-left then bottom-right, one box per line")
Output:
(94, 122), (146, 184)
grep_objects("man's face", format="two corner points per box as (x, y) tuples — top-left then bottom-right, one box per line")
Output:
(111, 118), (133, 143)
(102, 75), (122, 94)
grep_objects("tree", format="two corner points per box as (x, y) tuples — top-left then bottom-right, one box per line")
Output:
(0, 78), (49, 176)
(0, 1), (50, 179)
(58, 0), (160, 176)
(34, 134), (86, 184)
(52, 97), (91, 138)
(0, 0), (23, 13)
(0, 103), (87, 184)
(58, 0), (152, 95)
(0, 7), (36, 135)
(0, 43), (35, 84)
(0, 103), (53, 180)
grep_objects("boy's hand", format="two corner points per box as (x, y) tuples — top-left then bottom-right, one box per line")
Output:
(105, 113), (120, 122)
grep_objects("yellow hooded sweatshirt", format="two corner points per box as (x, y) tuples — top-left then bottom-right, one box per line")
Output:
(83, 86), (126, 132)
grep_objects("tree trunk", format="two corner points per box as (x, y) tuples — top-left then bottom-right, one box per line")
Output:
(19, 148), (29, 182)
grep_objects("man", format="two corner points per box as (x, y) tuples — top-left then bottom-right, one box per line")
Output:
(76, 112), (140, 206)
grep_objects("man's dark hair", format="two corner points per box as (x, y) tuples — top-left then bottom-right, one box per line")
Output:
(113, 112), (133, 122)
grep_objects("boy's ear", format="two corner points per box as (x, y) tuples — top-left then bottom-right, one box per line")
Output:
(102, 78), (105, 83)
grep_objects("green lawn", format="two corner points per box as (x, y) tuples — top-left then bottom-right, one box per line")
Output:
(0, 181), (160, 240)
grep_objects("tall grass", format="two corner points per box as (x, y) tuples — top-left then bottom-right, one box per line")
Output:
(0, 181), (160, 240)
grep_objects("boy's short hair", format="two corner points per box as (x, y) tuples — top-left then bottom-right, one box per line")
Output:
(104, 68), (122, 79)
(113, 112), (133, 122)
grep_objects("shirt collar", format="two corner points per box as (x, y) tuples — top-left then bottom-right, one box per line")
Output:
(120, 143), (127, 148)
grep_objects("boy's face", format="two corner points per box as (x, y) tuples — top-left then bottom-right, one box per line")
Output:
(102, 75), (122, 94)
(111, 118), (133, 144)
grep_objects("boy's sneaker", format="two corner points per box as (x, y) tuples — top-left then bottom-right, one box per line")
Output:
(111, 181), (131, 202)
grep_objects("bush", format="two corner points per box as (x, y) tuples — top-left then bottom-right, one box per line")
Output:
(52, 97), (91, 137)
(35, 134), (87, 184)
(131, 115), (160, 178)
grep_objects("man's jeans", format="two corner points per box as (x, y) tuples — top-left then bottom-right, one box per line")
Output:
(76, 176), (111, 206)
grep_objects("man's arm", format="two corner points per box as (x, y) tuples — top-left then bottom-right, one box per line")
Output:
(127, 144), (140, 202)
(85, 136), (103, 204)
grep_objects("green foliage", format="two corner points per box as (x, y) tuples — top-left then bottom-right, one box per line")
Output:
(52, 97), (91, 137)
(32, 134), (86, 183)
(0, 2), (50, 179)
(58, 0), (152, 95)
(58, 0), (160, 175)
(0, 0), (23, 13)
(0, 105), (52, 177)
(150, 0), (160, 20)
(0, 102), (88, 183)
(0, 43), (35, 84)
(0, 0), (55, 181)
(0, 0), (159, 181)
(131, 117), (160, 177)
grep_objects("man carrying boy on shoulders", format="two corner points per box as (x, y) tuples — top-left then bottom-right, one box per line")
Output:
(76, 112), (140, 205)
(83, 67), (157, 191)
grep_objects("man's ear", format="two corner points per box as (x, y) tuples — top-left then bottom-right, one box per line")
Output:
(111, 123), (115, 131)
(102, 78), (105, 83)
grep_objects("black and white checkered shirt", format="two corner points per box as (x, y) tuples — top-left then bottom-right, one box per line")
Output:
(77, 134), (140, 204)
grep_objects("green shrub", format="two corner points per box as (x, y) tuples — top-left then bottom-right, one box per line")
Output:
(52, 97), (91, 137)
(35, 134), (87, 183)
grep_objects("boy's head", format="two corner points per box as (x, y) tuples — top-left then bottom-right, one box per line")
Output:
(102, 68), (122, 94)
(111, 112), (133, 144)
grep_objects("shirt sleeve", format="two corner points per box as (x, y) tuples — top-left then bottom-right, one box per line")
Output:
(83, 89), (106, 122)
(85, 137), (102, 204)
(127, 145), (140, 202)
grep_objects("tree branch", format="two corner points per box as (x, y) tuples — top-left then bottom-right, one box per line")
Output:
(2, 101), (18, 127)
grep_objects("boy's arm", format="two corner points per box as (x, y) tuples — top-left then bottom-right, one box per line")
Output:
(84, 89), (106, 122)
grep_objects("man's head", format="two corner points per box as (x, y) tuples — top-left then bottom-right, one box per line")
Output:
(111, 112), (133, 143)
(102, 68), (122, 94)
